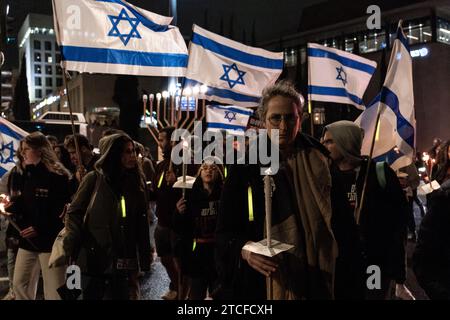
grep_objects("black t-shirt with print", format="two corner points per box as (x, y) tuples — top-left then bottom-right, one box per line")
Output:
(340, 169), (359, 210)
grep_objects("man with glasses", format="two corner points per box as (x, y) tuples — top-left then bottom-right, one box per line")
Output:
(216, 81), (343, 300)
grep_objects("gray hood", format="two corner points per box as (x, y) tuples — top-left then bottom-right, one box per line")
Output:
(324, 120), (364, 162)
(94, 133), (131, 173)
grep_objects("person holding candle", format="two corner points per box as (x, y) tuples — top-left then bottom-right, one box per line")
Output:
(5, 133), (73, 300)
(216, 81), (340, 300)
(173, 158), (224, 300)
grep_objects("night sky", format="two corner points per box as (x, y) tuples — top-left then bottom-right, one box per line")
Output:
(4, 0), (323, 68)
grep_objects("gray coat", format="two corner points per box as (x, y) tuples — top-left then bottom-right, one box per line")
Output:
(64, 171), (151, 274)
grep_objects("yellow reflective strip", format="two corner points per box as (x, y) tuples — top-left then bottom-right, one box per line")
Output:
(247, 186), (254, 222)
(375, 118), (381, 141)
(224, 167), (228, 178)
(157, 171), (164, 188)
(120, 196), (126, 218)
(192, 239), (197, 252)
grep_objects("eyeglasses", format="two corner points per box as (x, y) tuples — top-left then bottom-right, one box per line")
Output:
(267, 114), (299, 127)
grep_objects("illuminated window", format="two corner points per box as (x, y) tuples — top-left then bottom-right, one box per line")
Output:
(34, 52), (41, 62)
(437, 18), (450, 45)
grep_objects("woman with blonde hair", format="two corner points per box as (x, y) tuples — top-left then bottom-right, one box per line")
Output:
(5, 132), (72, 300)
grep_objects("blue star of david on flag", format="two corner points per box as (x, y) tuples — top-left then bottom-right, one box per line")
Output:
(224, 111), (237, 122)
(108, 8), (141, 46)
(0, 141), (15, 164)
(220, 63), (246, 89)
(336, 66), (348, 86)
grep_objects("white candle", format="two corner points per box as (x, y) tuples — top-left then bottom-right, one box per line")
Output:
(263, 168), (273, 248)
(182, 139), (189, 198)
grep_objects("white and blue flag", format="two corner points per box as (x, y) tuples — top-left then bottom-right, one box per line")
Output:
(0, 118), (28, 177)
(206, 105), (253, 136)
(52, 0), (188, 77)
(307, 43), (377, 109)
(356, 24), (415, 170)
(185, 25), (284, 108)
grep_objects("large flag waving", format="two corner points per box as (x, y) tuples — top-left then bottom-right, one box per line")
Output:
(0, 118), (28, 177)
(206, 105), (253, 136)
(308, 43), (377, 109)
(184, 25), (283, 108)
(52, 0), (188, 77)
(356, 24), (415, 171)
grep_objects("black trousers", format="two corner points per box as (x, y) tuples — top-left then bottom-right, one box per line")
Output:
(82, 272), (130, 300)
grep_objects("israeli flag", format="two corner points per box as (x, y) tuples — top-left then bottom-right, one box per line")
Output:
(308, 43), (377, 109)
(0, 118), (28, 177)
(206, 105), (253, 136)
(185, 25), (283, 108)
(52, 0), (188, 77)
(356, 24), (415, 171)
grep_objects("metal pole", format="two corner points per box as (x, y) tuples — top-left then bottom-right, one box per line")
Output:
(355, 104), (384, 224)
(62, 69), (83, 176)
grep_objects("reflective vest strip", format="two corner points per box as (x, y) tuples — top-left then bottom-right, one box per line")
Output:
(247, 186), (254, 222)
(120, 196), (126, 218)
(224, 167), (228, 178)
(192, 239), (197, 252)
(157, 171), (164, 188)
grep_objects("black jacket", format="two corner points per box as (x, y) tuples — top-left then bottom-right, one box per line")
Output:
(413, 182), (450, 299)
(8, 162), (71, 252)
(356, 159), (409, 283)
(173, 177), (222, 278)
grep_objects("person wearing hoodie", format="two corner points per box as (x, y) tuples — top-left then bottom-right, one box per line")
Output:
(64, 133), (151, 300)
(173, 159), (224, 300)
(322, 120), (413, 300)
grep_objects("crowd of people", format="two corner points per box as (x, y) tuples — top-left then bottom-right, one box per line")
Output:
(0, 80), (448, 300)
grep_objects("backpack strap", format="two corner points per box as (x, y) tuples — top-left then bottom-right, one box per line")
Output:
(375, 162), (387, 189)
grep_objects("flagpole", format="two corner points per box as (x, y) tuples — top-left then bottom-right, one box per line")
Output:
(355, 104), (384, 224)
(306, 46), (314, 137)
(308, 98), (314, 137)
(62, 68), (83, 177)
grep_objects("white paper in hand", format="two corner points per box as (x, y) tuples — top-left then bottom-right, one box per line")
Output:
(172, 176), (196, 189)
(418, 180), (441, 195)
(243, 239), (294, 258)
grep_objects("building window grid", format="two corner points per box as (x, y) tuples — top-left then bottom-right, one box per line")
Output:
(315, 16), (440, 55)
